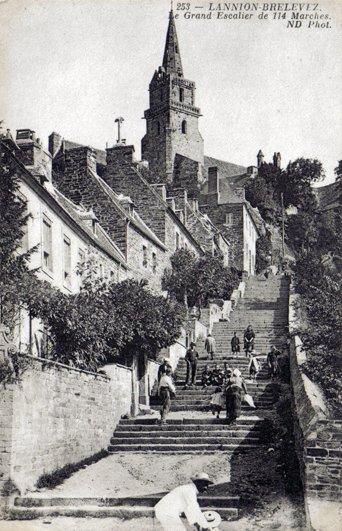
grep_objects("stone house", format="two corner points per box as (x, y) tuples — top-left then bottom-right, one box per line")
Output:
(0, 130), (128, 353)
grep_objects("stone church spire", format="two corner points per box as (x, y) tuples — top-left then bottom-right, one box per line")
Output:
(162, 10), (183, 76)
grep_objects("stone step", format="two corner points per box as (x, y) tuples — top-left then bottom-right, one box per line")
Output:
(154, 404), (270, 412)
(108, 442), (262, 452)
(119, 417), (265, 425)
(176, 387), (274, 395)
(116, 422), (265, 432)
(113, 429), (262, 438)
(110, 436), (262, 445)
(14, 494), (240, 509)
(9, 505), (238, 520)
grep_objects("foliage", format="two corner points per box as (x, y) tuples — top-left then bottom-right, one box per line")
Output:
(161, 248), (197, 307)
(0, 351), (30, 385)
(162, 249), (239, 309)
(294, 250), (342, 412)
(191, 255), (239, 307)
(0, 148), (36, 326)
(279, 158), (323, 210)
(334, 160), (342, 181)
(106, 279), (186, 360)
(26, 275), (185, 370)
(255, 232), (273, 273)
(245, 163), (282, 225)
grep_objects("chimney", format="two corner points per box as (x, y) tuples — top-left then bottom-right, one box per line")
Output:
(273, 152), (281, 169)
(106, 144), (135, 167)
(208, 167), (219, 194)
(16, 129), (52, 182)
(206, 167), (220, 205)
(48, 132), (63, 158)
(257, 150), (264, 168)
(64, 146), (97, 176)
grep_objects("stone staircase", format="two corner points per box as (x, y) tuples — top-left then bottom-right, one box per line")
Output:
(11, 275), (289, 523)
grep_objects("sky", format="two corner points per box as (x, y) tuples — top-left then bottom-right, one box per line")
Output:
(0, 0), (341, 184)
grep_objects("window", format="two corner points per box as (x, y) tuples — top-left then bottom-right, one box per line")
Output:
(179, 87), (184, 102)
(143, 245), (148, 267)
(160, 89), (163, 102)
(157, 121), (161, 135)
(42, 215), (53, 272)
(225, 213), (233, 226)
(181, 120), (187, 134)
(152, 252), (157, 274)
(63, 235), (71, 287)
(176, 233), (180, 250)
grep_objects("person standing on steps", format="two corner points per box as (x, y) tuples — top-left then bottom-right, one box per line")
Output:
(267, 345), (281, 379)
(154, 472), (213, 530)
(158, 357), (172, 381)
(158, 366), (176, 424)
(244, 325), (255, 357)
(204, 333), (216, 360)
(184, 342), (199, 388)
(231, 332), (240, 354)
(225, 368), (247, 424)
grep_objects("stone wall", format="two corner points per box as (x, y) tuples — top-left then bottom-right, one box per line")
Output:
(289, 290), (342, 527)
(290, 337), (341, 502)
(0, 357), (132, 495)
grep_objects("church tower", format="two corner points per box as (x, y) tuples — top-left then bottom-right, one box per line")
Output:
(141, 10), (204, 184)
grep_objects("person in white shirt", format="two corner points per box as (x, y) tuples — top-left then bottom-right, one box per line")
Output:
(158, 366), (176, 423)
(155, 472), (213, 530)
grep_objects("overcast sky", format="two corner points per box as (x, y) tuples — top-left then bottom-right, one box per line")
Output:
(1, 0), (341, 183)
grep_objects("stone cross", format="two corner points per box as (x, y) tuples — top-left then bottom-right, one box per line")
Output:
(115, 117), (124, 144)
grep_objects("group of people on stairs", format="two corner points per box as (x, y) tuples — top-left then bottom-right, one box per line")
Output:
(156, 327), (283, 423)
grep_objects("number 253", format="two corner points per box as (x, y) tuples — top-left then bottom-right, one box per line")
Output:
(177, 3), (190, 10)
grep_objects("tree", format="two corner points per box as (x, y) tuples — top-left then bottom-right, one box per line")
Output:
(28, 277), (186, 370)
(279, 158), (323, 211)
(162, 250), (239, 311)
(106, 279), (186, 361)
(0, 146), (36, 327)
(334, 160), (342, 182)
(161, 248), (197, 307)
(191, 255), (239, 308)
(245, 175), (281, 225)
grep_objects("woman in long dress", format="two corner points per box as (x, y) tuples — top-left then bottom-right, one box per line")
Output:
(225, 369), (247, 423)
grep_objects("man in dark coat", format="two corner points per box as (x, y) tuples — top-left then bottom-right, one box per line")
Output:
(184, 342), (199, 387)
(244, 325), (255, 356)
(267, 346), (281, 378)
(231, 332), (240, 353)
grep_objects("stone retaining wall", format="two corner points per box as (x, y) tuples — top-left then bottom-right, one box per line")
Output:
(0, 356), (132, 496)
(289, 290), (341, 527)
(290, 337), (341, 502)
